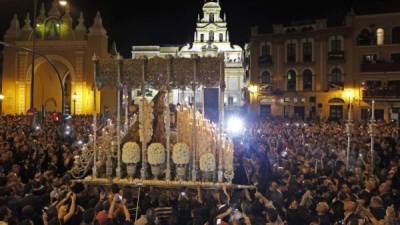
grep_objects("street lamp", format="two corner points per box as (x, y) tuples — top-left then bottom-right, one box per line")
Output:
(59, 0), (68, 7)
(72, 92), (77, 115)
(345, 89), (354, 170)
(0, 93), (4, 115)
(248, 85), (258, 94)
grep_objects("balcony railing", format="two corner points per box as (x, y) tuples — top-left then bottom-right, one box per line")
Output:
(258, 55), (273, 66)
(361, 61), (400, 72)
(363, 88), (400, 99)
(328, 51), (345, 62)
(287, 55), (296, 63)
(328, 81), (344, 90)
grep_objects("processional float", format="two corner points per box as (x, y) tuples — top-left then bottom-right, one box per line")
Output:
(71, 53), (251, 189)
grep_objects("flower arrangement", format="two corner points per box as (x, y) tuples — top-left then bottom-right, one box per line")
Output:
(199, 153), (216, 172)
(147, 143), (165, 165)
(172, 143), (190, 165)
(122, 142), (141, 164)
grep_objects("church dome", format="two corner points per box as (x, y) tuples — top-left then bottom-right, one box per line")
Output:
(203, 1), (221, 9)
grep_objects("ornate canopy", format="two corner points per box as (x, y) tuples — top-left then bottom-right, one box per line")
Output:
(96, 56), (225, 89)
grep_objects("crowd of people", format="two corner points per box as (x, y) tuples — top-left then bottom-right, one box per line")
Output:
(0, 114), (400, 225)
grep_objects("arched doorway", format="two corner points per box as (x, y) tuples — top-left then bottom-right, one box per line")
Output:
(328, 98), (345, 121)
(30, 57), (73, 113)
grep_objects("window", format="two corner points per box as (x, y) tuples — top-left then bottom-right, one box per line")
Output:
(287, 43), (296, 63)
(209, 31), (214, 42)
(228, 96), (234, 105)
(44, 18), (61, 40)
(287, 70), (296, 91)
(357, 29), (374, 45)
(377, 28), (384, 46)
(328, 68), (343, 89)
(261, 44), (270, 57)
(303, 69), (313, 91)
(392, 27), (400, 44)
(261, 71), (271, 84)
(219, 33), (223, 42)
(331, 38), (342, 52)
(210, 13), (214, 22)
(200, 34), (204, 42)
(303, 41), (312, 62)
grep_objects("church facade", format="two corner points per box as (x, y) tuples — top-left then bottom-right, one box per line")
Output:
(1, 0), (108, 115)
(131, 0), (245, 110)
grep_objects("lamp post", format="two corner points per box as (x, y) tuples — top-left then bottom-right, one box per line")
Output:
(72, 92), (77, 115)
(30, 0), (38, 111)
(368, 100), (376, 174)
(0, 93), (4, 115)
(345, 89), (354, 171)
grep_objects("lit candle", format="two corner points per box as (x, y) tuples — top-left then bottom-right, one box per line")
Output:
(371, 100), (375, 120)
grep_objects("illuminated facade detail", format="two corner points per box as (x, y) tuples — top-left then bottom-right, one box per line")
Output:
(247, 11), (400, 121)
(131, 0), (245, 110)
(1, 0), (109, 114)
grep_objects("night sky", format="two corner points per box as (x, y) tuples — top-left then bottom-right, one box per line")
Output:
(1, 0), (400, 57)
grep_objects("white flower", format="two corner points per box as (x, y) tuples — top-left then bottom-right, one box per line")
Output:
(172, 143), (190, 165)
(199, 153), (215, 172)
(147, 143), (165, 165)
(122, 142), (141, 164)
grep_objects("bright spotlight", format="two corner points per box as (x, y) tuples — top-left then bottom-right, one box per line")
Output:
(226, 116), (244, 135)
(35, 126), (40, 130)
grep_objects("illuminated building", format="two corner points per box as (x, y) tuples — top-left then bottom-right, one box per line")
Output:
(246, 11), (400, 121)
(1, 0), (108, 114)
(131, 0), (245, 111)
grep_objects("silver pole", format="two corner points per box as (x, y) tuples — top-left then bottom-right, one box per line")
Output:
(165, 57), (172, 180)
(140, 58), (147, 179)
(346, 99), (353, 170)
(92, 54), (98, 178)
(191, 55), (198, 181)
(218, 55), (225, 182)
(116, 54), (122, 178)
(369, 100), (375, 174)
(124, 86), (129, 133)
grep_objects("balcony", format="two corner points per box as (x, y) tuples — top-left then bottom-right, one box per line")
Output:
(328, 81), (344, 90)
(287, 55), (296, 64)
(328, 51), (345, 63)
(361, 61), (400, 72)
(363, 88), (400, 100)
(258, 55), (273, 66)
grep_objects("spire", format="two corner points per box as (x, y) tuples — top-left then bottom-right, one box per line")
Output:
(75, 12), (87, 32)
(198, 13), (200, 21)
(75, 12), (87, 40)
(89, 11), (107, 36)
(61, 6), (72, 27)
(110, 41), (118, 56)
(22, 13), (33, 31)
(48, 0), (61, 17)
(38, 2), (46, 22)
(224, 13), (226, 21)
(5, 14), (21, 40)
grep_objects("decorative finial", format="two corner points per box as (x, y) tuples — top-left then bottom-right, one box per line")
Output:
(110, 41), (118, 56)
(75, 12), (86, 31)
(5, 14), (21, 39)
(48, 0), (61, 17)
(89, 11), (107, 36)
(22, 12), (33, 31)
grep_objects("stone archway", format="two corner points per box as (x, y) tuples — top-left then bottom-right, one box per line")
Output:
(25, 55), (76, 112)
